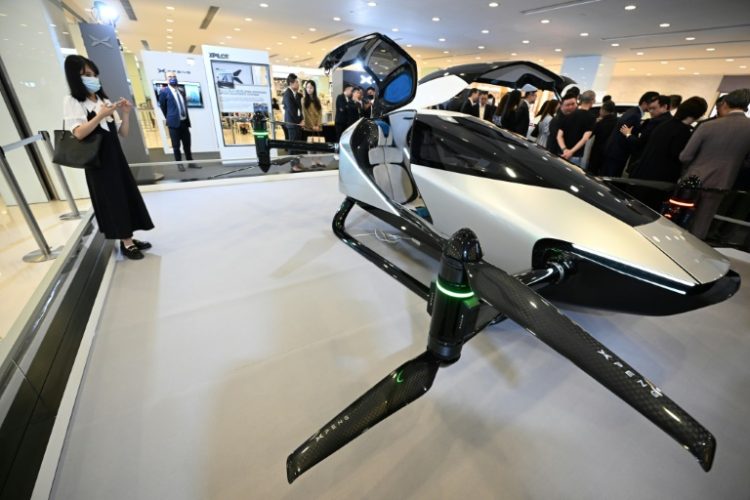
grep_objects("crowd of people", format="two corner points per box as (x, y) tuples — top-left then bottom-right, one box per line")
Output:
(455, 84), (750, 239)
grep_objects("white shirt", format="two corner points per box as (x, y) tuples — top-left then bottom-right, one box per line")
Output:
(168, 85), (187, 120)
(63, 95), (121, 133)
(478, 103), (486, 120)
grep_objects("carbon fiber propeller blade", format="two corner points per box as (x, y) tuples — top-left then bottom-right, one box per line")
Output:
(465, 260), (715, 471)
(287, 351), (441, 483)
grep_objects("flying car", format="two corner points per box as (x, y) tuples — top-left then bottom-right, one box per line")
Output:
(270, 33), (741, 484)
(216, 68), (243, 89)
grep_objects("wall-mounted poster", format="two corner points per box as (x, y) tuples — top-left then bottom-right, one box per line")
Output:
(211, 60), (270, 115)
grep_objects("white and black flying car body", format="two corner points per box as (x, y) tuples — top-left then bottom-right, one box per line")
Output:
(282, 33), (741, 484)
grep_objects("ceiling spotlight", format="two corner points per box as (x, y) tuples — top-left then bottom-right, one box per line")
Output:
(166, 35), (173, 39)
(629, 67), (635, 71)
(391, 28), (399, 32)
(636, 51), (644, 55)
(624, 5), (636, 10)
(659, 23), (670, 28)
(740, 65), (748, 69)
(438, 37), (446, 42)
(166, 5), (175, 10)
(611, 43), (620, 47)
(478, 45), (485, 49)
(522, 40), (530, 44)
(580, 32), (589, 37)
(725, 58), (735, 62)
(706, 47), (716, 51)
(166, 19), (174, 23)
(554, 48), (562, 52)
(234, 27), (241, 31)
(367, 1), (377, 6)
(693, 72), (701, 75)
(260, 3), (269, 7)
(660, 60), (668, 64)
(443, 50), (449, 54)
(309, 27), (317, 31)
(541, 19), (550, 24)
(333, 16), (341, 21)
(245, 17), (253, 21)
(489, 2), (499, 6)
(685, 36), (695, 41)
(432, 17), (440, 21)
(511, 52), (517, 56)
(678, 67), (685, 70)
(406, 44), (412, 47)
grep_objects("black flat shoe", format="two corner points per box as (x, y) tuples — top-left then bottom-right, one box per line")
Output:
(120, 242), (144, 260)
(132, 239), (152, 250)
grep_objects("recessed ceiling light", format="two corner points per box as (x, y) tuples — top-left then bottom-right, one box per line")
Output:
(538, 58), (544, 62)
(693, 72), (701, 75)
(245, 17), (253, 21)
(685, 36), (695, 41)
(290, 35), (297, 39)
(62, 31), (69, 34)
(478, 45), (485, 49)
(260, 3), (269, 7)
(522, 40), (530, 44)
(624, 5), (636, 10)
(476, 56), (481, 60)
(333, 16), (341, 21)
(554, 48), (562, 52)
(276, 41), (283, 45)
(443, 50), (449, 54)
(611, 43), (620, 47)
(416, 54), (421, 58)
(368, 1), (377, 6)
(741, 65), (748, 69)
(166, 28), (173, 32)
(660, 60), (668, 64)
(406, 44), (412, 47)
(432, 17), (440, 21)
(166, 5), (175, 9)
(511, 52), (517, 56)
(629, 67), (635, 71)
(659, 23), (670, 28)
(309, 27), (317, 31)
(726, 58), (735, 62)
(678, 67), (685, 70)
(489, 2), (499, 6)
(636, 51), (644, 55)
(219, 42), (225, 45)
(481, 29), (489, 34)
(646, 73), (652, 76)
(706, 47), (716, 51)
(391, 28), (398, 32)
(265, 46), (271, 49)
(580, 32), (589, 37)
(541, 19), (550, 24)
(50, 23), (56, 27)
(234, 27), (241, 31)
(166, 19), (174, 23)
(438, 37), (446, 42)
(166, 35), (173, 39)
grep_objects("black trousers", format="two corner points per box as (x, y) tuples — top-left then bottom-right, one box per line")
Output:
(169, 120), (192, 161)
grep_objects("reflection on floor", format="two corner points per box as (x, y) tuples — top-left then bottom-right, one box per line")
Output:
(52, 174), (750, 499)
(0, 198), (91, 339)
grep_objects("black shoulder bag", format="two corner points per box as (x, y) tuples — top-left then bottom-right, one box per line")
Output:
(52, 119), (103, 169)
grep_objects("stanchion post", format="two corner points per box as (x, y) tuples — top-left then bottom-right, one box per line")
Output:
(39, 130), (81, 220)
(0, 145), (61, 262)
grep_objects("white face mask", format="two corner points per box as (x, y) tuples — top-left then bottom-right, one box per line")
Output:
(81, 75), (101, 93)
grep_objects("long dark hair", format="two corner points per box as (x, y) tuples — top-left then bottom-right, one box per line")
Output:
(303, 80), (322, 111)
(64, 55), (108, 102)
(537, 99), (560, 118)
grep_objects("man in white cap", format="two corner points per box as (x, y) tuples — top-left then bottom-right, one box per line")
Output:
(515, 83), (538, 137)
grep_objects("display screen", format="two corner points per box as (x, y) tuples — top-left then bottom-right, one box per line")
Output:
(153, 81), (204, 108)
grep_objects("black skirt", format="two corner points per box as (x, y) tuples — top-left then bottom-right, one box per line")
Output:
(85, 112), (154, 239)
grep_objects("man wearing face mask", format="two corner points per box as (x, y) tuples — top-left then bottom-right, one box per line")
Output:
(159, 71), (197, 171)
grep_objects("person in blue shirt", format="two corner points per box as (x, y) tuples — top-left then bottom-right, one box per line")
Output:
(159, 71), (198, 170)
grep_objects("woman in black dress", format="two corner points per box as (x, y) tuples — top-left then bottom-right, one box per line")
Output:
(63, 55), (153, 260)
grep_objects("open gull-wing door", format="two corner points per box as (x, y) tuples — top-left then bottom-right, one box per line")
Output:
(406, 61), (577, 111)
(320, 33), (417, 118)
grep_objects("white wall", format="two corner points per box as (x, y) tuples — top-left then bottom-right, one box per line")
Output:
(140, 51), (219, 154)
(605, 74), (722, 107)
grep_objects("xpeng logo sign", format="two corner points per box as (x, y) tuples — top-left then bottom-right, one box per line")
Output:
(360, 74), (374, 86)
(210, 53), (230, 59)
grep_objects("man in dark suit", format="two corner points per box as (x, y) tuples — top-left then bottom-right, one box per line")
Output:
(282, 73), (305, 171)
(477, 92), (495, 121)
(460, 88), (480, 117)
(159, 71), (197, 170)
(601, 90), (659, 177)
(620, 94), (672, 175)
(334, 84), (354, 140)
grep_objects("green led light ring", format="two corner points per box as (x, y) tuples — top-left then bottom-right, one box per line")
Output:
(436, 279), (475, 299)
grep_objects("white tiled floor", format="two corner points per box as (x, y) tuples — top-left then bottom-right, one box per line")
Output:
(0, 197), (91, 339)
(51, 175), (750, 499)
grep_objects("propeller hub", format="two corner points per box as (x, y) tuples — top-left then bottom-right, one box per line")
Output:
(444, 228), (483, 263)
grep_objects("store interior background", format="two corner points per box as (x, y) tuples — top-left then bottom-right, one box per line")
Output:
(1, 0), (750, 336)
